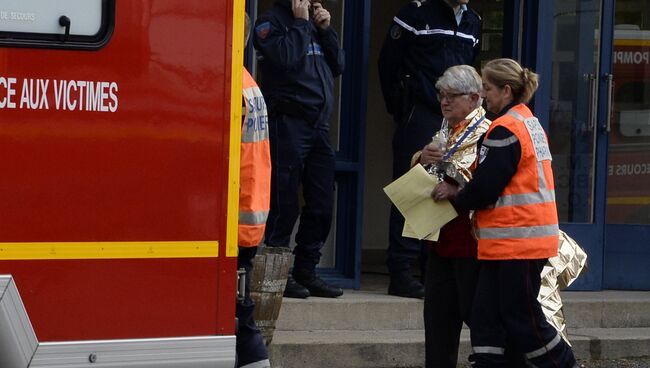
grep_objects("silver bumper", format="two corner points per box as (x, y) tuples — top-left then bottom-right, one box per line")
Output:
(0, 275), (235, 368)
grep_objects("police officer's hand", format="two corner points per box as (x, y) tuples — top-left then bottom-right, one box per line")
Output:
(292, 0), (310, 21)
(432, 181), (459, 202)
(420, 141), (445, 166)
(312, 2), (331, 29)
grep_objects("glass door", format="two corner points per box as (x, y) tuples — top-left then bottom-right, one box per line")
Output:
(547, 0), (608, 290)
(547, 0), (650, 290)
(604, 0), (650, 289)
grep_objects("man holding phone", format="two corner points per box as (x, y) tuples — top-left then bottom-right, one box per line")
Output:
(253, 0), (345, 299)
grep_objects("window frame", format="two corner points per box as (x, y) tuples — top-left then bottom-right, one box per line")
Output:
(0, 0), (114, 50)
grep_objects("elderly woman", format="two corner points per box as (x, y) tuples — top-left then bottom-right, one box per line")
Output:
(433, 59), (577, 367)
(413, 65), (490, 368)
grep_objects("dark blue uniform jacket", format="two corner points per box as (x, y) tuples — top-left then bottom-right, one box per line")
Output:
(378, 0), (481, 117)
(253, 1), (345, 126)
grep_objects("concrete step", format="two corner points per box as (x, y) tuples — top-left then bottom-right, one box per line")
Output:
(268, 328), (650, 368)
(275, 290), (650, 331)
(275, 291), (423, 331)
(562, 291), (650, 329)
(268, 275), (650, 366)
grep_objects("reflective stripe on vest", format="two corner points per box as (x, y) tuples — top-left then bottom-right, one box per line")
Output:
(239, 68), (271, 247)
(482, 135), (518, 148)
(239, 210), (270, 226)
(490, 162), (556, 209)
(478, 224), (559, 240)
(488, 111), (555, 211)
(474, 104), (559, 260)
(508, 109), (525, 121)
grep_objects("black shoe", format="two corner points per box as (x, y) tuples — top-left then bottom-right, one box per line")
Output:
(388, 271), (425, 299)
(293, 269), (344, 298)
(283, 274), (310, 299)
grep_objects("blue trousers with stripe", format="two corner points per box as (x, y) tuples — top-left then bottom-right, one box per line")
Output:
(469, 259), (577, 368)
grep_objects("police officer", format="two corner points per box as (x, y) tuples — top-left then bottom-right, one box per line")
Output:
(378, 0), (481, 298)
(253, 0), (345, 298)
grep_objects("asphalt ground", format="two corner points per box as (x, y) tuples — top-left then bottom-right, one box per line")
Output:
(577, 358), (650, 367)
(454, 358), (650, 367)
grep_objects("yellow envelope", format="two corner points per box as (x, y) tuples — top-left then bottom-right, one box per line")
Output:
(403, 221), (439, 241)
(383, 164), (457, 240)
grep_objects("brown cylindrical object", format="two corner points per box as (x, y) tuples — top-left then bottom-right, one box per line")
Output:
(250, 247), (291, 345)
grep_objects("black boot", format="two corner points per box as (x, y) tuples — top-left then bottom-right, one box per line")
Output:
(283, 274), (310, 299)
(293, 269), (343, 298)
(388, 271), (424, 299)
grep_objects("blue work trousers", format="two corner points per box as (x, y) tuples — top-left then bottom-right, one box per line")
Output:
(265, 114), (335, 272)
(469, 259), (577, 368)
(388, 103), (443, 274)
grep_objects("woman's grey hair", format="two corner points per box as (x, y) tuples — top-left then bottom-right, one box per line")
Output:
(435, 65), (483, 108)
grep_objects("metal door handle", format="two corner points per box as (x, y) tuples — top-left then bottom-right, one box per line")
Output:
(585, 73), (598, 131)
(604, 73), (614, 132)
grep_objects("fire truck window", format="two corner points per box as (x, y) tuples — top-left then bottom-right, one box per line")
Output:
(615, 82), (650, 137)
(617, 82), (650, 107)
(0, 0), (114, 49)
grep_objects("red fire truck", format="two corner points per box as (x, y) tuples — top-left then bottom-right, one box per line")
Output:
(608, 27), (650, 224)
(1, 1), (244, 366)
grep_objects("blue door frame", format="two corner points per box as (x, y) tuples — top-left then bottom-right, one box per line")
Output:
(522, 0), (616, 290)
(246, 0), (370, 289)
(322, 0), (371, 289)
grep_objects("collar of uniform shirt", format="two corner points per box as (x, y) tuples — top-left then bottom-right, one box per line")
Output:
(455, 4), (468, 26)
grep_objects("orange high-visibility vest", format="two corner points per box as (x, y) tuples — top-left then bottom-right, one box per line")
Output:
(239, 68), (271, 247)
(474, 104), (559, 260)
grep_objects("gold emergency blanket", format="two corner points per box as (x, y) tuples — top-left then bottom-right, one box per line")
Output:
(439, 106), (490, 185)
(410, 106), (491, 182)
(538, 230), (588, 344)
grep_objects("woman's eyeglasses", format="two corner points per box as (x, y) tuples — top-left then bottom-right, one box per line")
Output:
(436, 92), (470, 102)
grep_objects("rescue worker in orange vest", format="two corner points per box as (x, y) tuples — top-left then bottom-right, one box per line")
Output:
(236, 13), (272, 368)
(432, 58), (578, 367)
